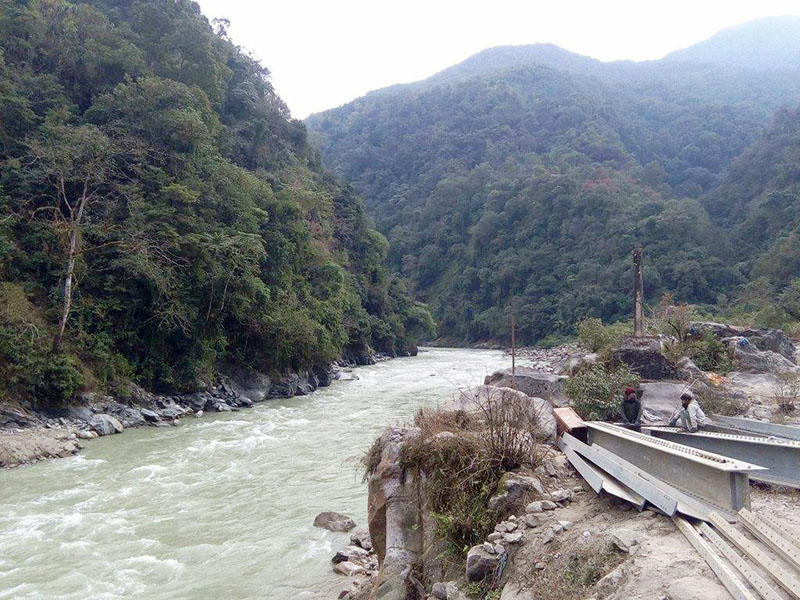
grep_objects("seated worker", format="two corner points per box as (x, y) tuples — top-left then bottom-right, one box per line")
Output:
(620, 387), (642, 432)
(668, 391), (708, 433)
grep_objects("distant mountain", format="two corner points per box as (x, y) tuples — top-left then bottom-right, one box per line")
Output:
(424, 44), (607, 83)
(306, 18), (800, 345)
(663, 16), (800, 71)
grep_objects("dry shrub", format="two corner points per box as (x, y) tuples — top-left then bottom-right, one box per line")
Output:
(773, 372), (800, 413)
(695, 385), (746, 416)
(647, 292), (692, 341)
(401, 388), (547, 556)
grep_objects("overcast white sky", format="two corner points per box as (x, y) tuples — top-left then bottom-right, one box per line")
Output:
(195, 0), (800, 119)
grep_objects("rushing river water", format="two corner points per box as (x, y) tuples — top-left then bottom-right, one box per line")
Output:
(0, 348), (512, 600)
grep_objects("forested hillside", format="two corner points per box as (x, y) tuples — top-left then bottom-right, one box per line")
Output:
(0, 0), (434, 405)
(307, 18), (800, 344)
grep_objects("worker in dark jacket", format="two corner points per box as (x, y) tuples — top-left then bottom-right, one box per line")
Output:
(620, 387), (642, 432)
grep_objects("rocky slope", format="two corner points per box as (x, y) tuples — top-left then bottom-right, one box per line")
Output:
(338, 323), (800, 599)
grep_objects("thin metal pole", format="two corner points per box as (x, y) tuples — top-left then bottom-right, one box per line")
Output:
(511, 309), (516, 389)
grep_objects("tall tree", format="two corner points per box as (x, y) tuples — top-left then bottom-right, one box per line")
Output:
(24, 118), (115, 353)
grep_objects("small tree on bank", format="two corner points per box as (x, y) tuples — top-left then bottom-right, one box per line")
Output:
(23, 118), (116, 354)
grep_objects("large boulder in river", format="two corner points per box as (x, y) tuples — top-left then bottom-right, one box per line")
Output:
(90, 413), (123, 436)
(314, 511), (356, 532)
(484, 367), (568, 407)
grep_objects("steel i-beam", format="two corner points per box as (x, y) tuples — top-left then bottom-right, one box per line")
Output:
(648, 427), (800, 488)
(712, 415), (800, 442)
(586, 422), (764, 512)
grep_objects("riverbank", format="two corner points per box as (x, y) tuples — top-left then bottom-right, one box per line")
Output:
(0, 350), (387, 468)
(0, 348), (514, 599)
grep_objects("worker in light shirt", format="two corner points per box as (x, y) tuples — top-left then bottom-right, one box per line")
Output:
(668, 392), (709, 433)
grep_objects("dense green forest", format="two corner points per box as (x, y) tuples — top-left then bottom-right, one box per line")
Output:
(0, 0), (434, 405)
(307, 20), (800, 344)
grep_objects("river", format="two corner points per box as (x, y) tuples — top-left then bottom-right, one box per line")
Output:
(0, 348), (512, 599)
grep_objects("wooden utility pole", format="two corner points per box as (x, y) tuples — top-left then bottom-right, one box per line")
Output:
(633, 248), (644, 337)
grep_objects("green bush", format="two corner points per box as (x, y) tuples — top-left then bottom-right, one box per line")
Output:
(32, 355), (85, 410)
(684, 331), (736, 373)
(566, 363), (640, 421)
(576, 318), (629, 354)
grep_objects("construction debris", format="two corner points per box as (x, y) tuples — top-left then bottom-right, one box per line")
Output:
(556, 409), (800, 600)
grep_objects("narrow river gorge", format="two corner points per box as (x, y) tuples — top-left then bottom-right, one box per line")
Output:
(0, 348), (512, 600)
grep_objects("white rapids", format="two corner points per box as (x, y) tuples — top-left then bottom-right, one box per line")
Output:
(0, 348), (512, 599)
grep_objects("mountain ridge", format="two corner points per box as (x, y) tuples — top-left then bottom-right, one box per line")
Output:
(306, 16), (800, 345)
(311, 15), (800, 116)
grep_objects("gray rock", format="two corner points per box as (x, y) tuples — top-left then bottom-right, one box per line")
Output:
(611, 528), (640, 553)
(525, 500), (557, 513)
(595, 563), (630, 596)
(207, 400), (233, 412)
(731, 338), (800, 375)
(676, 357), (708, 383)
(349, 527), (372, 551)
(432, 582), (460, 600)
(466, 544), (503, 581)
(233, 396), (254, 408)
(89, 414), (123, 436)
(503, 532), (523, 544)
(542, 527), (555, 544)
(140, 408), (160, 423)
(487, 471), (546, 512)
(487, 532), (503, 542)
(269, 372), (299, 398)
(0, 403), (34, 427)
(66, 405), (93, 423)
(454, 386), (557, 441)
(484, 368), (569, 407)
(296, 370), (318, 395)
(559, 353), (599, 376)
(366, 427), (423, 600)
(500, 582), (537, 599)
(692, 322), (796, 362)
(332, 545), (370, 564)
(333, 560), (366, 576)
(227, 371), (272, 403)
(314, 511), (357, 532)
(613, 336), (677, 380)
(550, 489), (573, 503)
(640, 382), (692, 422)
(336, 370), (360, 381)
